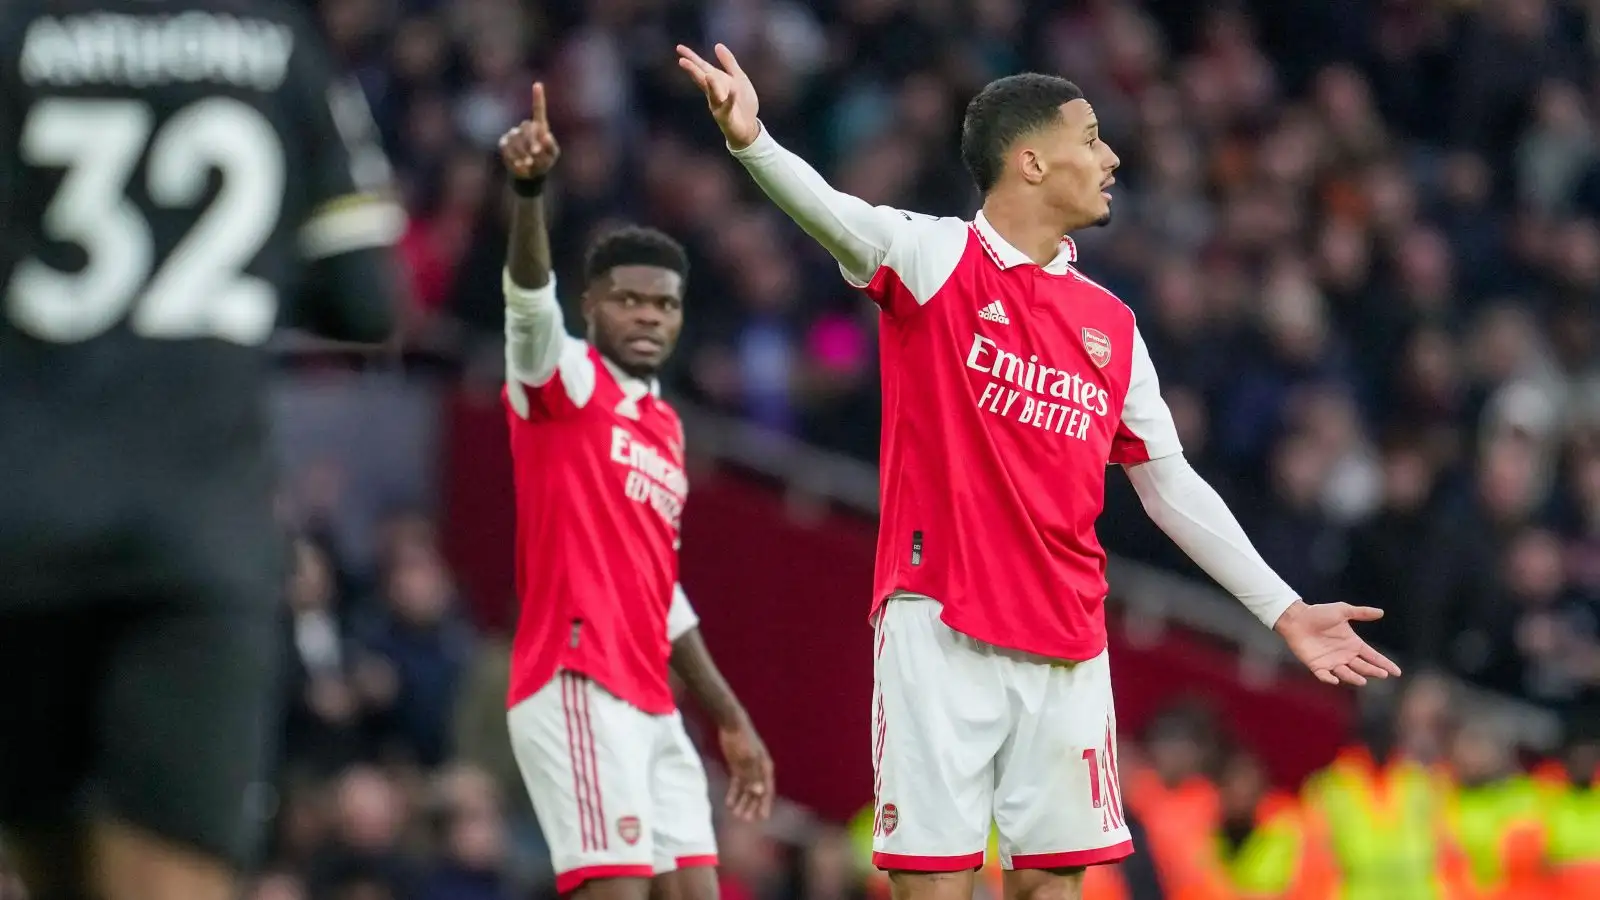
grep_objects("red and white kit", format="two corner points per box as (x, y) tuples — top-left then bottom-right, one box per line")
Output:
(731, 127), (1300, 872)
(501, 272), (715, 892)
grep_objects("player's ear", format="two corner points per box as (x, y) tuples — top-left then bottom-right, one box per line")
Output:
(1017, 147), (1047, 186)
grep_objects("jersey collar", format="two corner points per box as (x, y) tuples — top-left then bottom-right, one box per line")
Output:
(971, 211), (1079, 275)
(600, 353), (661, 400)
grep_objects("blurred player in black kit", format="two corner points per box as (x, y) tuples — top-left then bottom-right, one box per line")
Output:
(0, 1), (405, 898)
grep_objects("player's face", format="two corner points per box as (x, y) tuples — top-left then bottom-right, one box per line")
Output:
(1034, 98), (1120, 232)
(584, 265), (685, 378)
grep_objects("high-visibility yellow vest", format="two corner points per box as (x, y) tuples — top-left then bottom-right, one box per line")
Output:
(1538, 777), (1600, 900)
(1301, 749), (1455, 900)
(847, 805), (888, 898)
(1224, 795), (1311, 900)
(1125, 768), (1221, 898)
(1442, 775), (1544, 900)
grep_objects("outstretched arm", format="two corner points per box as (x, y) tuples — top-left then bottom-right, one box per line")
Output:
(1125, 456), (1298, 626)
(667, 585), (774, 821)
(1115, 330), (1401, 687)
(676, 43), (909, 285)
(1127, 455), (1400, 686)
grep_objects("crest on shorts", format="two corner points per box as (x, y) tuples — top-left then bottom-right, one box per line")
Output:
(618, 815), (642, 845)
(878, 803), (899, 836)
(1081, 327), (1112, 368)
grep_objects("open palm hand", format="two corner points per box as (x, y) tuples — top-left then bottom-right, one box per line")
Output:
(1275, 601), (1403, 686)
(675, 43), (761, 149)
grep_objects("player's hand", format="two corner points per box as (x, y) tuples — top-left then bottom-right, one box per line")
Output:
(1274, 600), (1403, 686)
(675, 43), (761, 150)
(498, 82), (560, 180)
(718, 717), (774, 821)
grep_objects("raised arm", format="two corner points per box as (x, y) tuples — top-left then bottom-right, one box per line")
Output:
(676, 43), (920, 288)
(498, 82), (563, 391)
(726, 127), (903, 285)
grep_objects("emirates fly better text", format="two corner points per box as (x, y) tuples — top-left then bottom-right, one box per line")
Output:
(966, 334), (1110, 441)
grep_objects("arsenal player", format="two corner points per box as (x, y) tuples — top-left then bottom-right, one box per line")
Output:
(496, 83), (773, 900)
(678, 47), (1401, 900)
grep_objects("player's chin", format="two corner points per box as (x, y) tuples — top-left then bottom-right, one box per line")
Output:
(616, 346), (667, 377)
(1093, 193), (1113, 227)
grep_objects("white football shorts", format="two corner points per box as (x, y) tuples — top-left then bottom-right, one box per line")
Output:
(869, 596), (1133, 872)
(509, 671), (718, 893)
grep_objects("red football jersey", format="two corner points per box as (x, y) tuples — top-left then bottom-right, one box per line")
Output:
(857, 213), (1181, 660)
(504, 337), (688, 713)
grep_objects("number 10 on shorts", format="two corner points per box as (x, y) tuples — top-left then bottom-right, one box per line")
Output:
(1080, 723), (1124, 833)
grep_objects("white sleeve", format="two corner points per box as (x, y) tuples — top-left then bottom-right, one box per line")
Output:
(728, 124), (965, 309)
(1110, 327), (1183, 464)
(503, 269), (596, 419)
(667, 583), (700, 642)
(1125, 454), (1300, 628)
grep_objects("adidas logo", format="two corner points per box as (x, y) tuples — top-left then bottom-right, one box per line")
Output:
(978, 300), (1010, 325)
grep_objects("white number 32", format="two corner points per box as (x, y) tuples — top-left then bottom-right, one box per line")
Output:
(7, 97), (285, 345)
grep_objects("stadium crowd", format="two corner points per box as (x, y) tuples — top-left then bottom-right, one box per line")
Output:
(237, 0), (1600, 897)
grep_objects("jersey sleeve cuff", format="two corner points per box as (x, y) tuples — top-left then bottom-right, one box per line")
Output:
(503, 268), (559, 313)
(1251, 593), (1301, 630)
(727, 121), (775, 159)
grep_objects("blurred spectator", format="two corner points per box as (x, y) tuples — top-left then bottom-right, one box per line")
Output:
(794, 826), (868, 900)
(1414, 434), (1550, 666)
(306, 766), (420, 898)
(1237, 430), (1348, 607)
(0, 847), (28, 900)
(399, 151), (493, 332)
(1454, 526), (1600, 710)
(285, 538), (366, 775)
(1541, 708), (1600, 897)
(1341, 436), (1442, 656)
(1124, 703), (1222, 897)
(247, 870), (310, 900)
(1212, 750), (1323, 900)
(1301, 678), (1460, 899)
(1443, 722), (1546, 900)
(417, 765), (514, 900)
(357, 535), (475, 767)
(1517, 81), (1595, 217)
(1388, 671), (1457, 767)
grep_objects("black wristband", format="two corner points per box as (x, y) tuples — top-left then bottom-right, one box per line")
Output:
(510, 174), (547, 198)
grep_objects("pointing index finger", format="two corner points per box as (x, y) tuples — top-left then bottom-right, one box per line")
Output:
(530, 81), (547, 126)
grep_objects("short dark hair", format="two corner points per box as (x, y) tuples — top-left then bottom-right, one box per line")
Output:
(584, 225), (689, 286)
(960, 74), (1085, 193)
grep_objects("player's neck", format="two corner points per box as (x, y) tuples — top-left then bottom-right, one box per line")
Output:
(599, 351), (657, 393)
(979, 194), (1069, 267)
